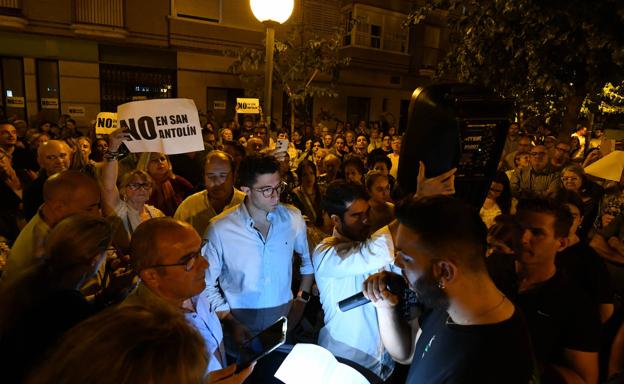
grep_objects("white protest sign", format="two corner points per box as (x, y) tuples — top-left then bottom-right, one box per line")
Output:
(117, 98), (203, 155)
(236, 98), (260, 114)
(95, 112), (118, 135)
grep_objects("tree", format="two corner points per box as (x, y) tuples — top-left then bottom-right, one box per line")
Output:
(408, 0), (624, 134)
(228, 20), (350, 133)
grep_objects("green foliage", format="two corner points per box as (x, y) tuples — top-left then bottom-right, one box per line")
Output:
(227, 21), (350, 120)
(408, 0), (624, 126)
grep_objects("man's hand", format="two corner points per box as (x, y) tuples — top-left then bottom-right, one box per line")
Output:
(415, 161), (456, 198)
(363, 271), (401, 310)
(207, 363), (255, 384)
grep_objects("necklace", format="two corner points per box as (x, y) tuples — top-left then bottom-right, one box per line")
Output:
(446, 295), (507, 326)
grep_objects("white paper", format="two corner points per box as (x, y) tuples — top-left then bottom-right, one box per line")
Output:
(117, 98), (203, 155)
(584, 150), (624, 182)
(274, 343), (369, 384)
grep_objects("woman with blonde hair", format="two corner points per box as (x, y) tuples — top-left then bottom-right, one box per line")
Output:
(0, 214), (116, 383)
(102, 130), (164, 238)
(28, 305), (254, 384)
(137, 151), (193, 216)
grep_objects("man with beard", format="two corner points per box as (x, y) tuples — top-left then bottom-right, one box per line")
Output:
(174, 151), (245, 237)
(313, 167), (456, 381)
(363, 196), (536, 383)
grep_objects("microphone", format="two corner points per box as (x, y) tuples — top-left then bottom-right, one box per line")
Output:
(338, 273), (406, 312)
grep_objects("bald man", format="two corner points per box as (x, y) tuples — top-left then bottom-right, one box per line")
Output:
(22, 140), (72, 219)
(5, 170), (101, 277)
(174, 151), (245, 236)
(122, 218), (244, 377)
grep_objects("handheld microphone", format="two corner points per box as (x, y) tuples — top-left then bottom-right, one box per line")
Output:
(338, 273), (406, 312)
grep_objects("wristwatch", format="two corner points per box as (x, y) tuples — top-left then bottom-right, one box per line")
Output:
(296, 290), (311, 303)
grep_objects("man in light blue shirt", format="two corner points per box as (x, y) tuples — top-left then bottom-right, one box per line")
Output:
(203, 154), (314, 342)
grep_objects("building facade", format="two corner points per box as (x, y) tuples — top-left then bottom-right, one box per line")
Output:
(0, 0), (447, 131)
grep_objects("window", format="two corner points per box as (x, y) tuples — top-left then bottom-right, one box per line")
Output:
(1, 57), (26, 121)
(36, 60), (60, 123)
(346, 96), (370, 125)
(370, 24), (381, 49)
(343, 10), (353, 46)
(100, 64), (176, 112)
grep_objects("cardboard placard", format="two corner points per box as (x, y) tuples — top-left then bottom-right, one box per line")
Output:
(117, 98), (203, 155)
(95, 112), (118, 135)
(236, 98), (260, 114)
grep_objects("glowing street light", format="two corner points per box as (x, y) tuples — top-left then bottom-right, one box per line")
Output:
(250, 0), (294, 125)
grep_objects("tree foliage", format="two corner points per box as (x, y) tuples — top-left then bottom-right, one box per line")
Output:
(408, 0), (624, 130)
(227, 21), (350, 126)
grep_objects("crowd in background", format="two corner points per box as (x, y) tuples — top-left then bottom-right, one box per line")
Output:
(0, 109), (624, 383)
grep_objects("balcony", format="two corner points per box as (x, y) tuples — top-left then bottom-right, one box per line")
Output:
(0, 0), (27, 29)
(71, 0), (127, 39)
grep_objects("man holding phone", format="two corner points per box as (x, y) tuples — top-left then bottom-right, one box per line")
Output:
(123, 217), (253, 382)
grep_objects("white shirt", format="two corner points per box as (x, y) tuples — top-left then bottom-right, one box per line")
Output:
(313, 225), (396, 379)
(202, 201), (313, 313)
(114, 201), (164, 236)
(174, 189), (246, 237)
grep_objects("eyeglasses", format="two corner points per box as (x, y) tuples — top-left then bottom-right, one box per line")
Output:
(149, 245), (204, 272)
(253, 181), (287, 198)
(127, 182), (152, 191)
(529, 152), (547, 157)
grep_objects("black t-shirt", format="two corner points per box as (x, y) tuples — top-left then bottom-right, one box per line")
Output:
(556, 241), (614, 305)
(407, 308), (537, 384)
(487, 253), (601, 367)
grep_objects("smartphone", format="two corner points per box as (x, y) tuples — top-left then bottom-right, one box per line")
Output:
(236, 316), (287, 371)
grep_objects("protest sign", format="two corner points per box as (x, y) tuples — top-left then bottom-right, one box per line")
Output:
(117, 98), (203, 155)
(95, 112), (118, 135)
(236, 98), (260, 114)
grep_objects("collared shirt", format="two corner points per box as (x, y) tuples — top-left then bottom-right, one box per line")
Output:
(122, 284), (225, 372)
(5, 210), (50, 278)
(313, 225), (396, 380)
(174, 188), (246, 237)
(509, 165), (560, 199)
(203, 201), (313, 313)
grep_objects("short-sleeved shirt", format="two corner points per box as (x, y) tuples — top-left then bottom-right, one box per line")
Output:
(487, 253), (601, 367)
(556, 241), (614, 305)
(174, 189), (245, 237)
(407, 308), (537, 383)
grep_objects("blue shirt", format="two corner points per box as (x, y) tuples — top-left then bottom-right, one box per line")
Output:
(202, 201), (313, 313)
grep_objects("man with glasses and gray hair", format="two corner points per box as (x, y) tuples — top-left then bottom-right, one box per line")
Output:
(509, 142), (560, 199)
(202, 153), (314, 347)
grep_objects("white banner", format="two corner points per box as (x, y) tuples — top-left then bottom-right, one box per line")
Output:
(236, 97), (260, 114)
(117, 98), (203, 155)
(95, 112), (118, 135)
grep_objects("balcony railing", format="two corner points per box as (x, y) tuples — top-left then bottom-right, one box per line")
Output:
(0, 0), (22, 17)
(74, 0), (124, 28)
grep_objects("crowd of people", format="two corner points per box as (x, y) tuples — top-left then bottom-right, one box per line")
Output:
(0, 111), (622, 383)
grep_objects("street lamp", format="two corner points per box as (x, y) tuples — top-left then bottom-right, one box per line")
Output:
(250, 0), (294, 126)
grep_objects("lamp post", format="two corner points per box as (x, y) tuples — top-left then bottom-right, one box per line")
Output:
(250, 0), (294, 127)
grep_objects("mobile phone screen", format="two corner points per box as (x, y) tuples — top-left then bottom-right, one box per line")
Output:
(236, 317), (287, 370)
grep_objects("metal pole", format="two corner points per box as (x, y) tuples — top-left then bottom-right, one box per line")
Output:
(264, 22), (275, 127)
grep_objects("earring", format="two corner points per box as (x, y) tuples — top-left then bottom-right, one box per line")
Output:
(438, 280), (445, 289)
